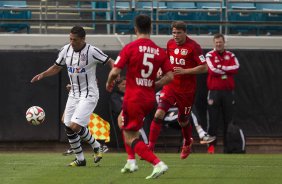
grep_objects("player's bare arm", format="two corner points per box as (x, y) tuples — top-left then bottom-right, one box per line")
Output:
(155, 71), (173, 89)
(174, 64), (207, 75)
(31, 64), (62, 83)
(107, 58), (115, 69)
(106, 67), (122, 92)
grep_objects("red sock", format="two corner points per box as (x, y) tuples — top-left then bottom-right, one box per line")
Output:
(122, 131), (135, 159)
(133, 139), (160, 165)
(181, 123), (192, 146)
(148, 119), (162, 149)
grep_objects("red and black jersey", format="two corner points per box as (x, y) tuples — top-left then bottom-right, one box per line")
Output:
(206, 49), (240, 90)
(164, 36), (206, 94)
(114, 38), (173, 102)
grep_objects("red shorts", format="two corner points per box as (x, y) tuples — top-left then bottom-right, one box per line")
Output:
(159, 87), (195, 122)
(121, 100), (155, 131)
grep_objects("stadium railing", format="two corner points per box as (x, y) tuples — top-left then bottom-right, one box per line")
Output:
(155, 0), (224, 35)
(0, 0), (33, 33)
(112, 0), (135, 34)
(226, 0), (282, 35)
(0, 0), (282, 35)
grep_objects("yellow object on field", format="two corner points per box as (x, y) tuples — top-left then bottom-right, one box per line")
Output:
(88, 113), (110, 142)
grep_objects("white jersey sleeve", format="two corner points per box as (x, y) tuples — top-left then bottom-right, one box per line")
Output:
(89, 45), (110, 65)
(55, 44), (71, 66)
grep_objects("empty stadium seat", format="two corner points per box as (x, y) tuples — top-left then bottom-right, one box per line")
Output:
(256, 3), (282, 35)
(91, 1), (111, 34)
(0, 1), (31, 33)
(113, 1), (135, 34)
(165, 2), (198, 34)
(227, 2), (257, 35)
(196, 2), (225, 35)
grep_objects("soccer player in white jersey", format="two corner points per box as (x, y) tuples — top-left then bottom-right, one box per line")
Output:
(31, 26), (114, 166)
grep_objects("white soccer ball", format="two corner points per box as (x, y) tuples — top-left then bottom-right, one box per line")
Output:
(26, 106), (45, 125)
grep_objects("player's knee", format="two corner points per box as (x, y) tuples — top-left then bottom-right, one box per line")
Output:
(65, 126), (74, 134)
(69, 123), (81, 133)
(178, 115), (189, 127)
(154, 109), (165, 120)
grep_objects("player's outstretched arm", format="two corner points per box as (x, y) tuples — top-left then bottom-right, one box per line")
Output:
(31, 64), (62, 83)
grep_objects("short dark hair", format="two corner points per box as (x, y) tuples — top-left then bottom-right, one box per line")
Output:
(70, 26), (86, 38)
(134, 14), (151, 34)
(213, 33), (225, 42)
(116, 76), (126, 85)
(171, 21), (186, 32)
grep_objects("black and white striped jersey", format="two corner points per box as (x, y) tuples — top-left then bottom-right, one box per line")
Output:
(55, 43), (109, 98)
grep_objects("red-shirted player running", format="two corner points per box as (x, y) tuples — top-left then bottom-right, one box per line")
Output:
(148, 21), (208, 159)
(106, 14), (173, 179)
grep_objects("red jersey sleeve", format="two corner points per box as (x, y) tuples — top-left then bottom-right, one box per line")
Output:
(160, 49), (173, 74)
(221, 52), (240, 74)
(114, 44), (130, 69)
(193, 43), (206, 65)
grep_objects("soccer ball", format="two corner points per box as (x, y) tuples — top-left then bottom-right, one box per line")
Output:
(26, 106), (45, 125)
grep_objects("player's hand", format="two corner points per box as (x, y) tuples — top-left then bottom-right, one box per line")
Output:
(31, 73), (43, 83)
(106, 81), (115, 92)
(66, 84), (71, 91)
(173, 67), (185, 75)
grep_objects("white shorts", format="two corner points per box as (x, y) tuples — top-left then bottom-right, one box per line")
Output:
(64, 96), (98, 127)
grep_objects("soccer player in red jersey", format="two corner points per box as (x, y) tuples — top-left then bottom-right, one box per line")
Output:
(106, 14), (173, 179)
(148, 21), (208, 159)
(205, 33), (240, 154)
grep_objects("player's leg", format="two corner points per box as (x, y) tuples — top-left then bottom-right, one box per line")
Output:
(148, 97), (172, 151)
(177, 93), (194, 159)
(123, 100), (168, 179)
(124, 130), (168, 179)
(61, 111), (75, 156)
(70, 97), (103, 164)
(148, 109), (166, 151)
(63, 97), (85, 166)
(222, 91), (235, 153)
(207, 90), (221, 154)
(117, 111), (138, 173)
(191, 110), (216, 144)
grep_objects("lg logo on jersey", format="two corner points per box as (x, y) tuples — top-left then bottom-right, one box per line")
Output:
(170, 56), (185, 65)
(67, 66), (86, 73)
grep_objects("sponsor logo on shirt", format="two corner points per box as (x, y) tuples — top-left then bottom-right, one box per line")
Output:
(81, 53), (87, 62)
(170, 56), (185, 65)
(181, 49), (188, 56)
(67, 66), (86, 73)
(199, 55), (206, 63)
(174, 48), (179, 55)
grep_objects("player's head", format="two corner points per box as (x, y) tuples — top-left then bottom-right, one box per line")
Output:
(116, 76), (126, 93)
(213, 33), (225, 53)
(70, 26), (86, 52)
(134, 14), (151, 35)
(171, 21), (187, 45)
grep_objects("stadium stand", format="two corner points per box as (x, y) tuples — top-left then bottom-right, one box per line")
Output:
(0, 0), (281, 35)
(226, 0), (282, 35)
(0, 1), (31, 33)
(226, 1), (258, 35)
(112, 0), (135, 34)
(256, 1), (282, 35)
(196, 1), (224, 34)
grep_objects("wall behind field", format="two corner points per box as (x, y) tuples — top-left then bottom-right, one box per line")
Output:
(0, 49), (282, 145)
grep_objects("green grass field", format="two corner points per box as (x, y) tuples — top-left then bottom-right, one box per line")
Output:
(1, 152), (282, 184)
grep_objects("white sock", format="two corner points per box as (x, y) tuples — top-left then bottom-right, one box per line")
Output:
(127, 159), (136, 164)
(196, 125), (206, 139)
